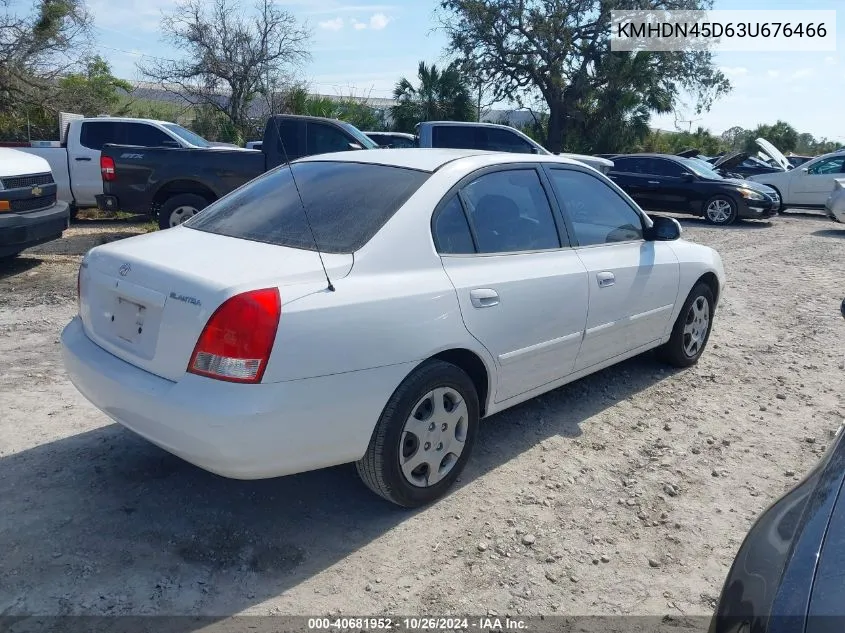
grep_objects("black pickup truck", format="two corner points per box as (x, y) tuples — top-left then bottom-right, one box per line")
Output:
(97, 115), (378, 230)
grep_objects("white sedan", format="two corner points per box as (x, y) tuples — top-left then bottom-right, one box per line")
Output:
(62, 149), (725, 507)
(748, 146), (845, 209)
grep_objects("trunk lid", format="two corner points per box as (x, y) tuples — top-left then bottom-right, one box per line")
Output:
(79, 226), (352, 382)
(755, 138), (790, 171)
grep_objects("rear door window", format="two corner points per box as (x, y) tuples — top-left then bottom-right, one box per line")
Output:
(433, 196), (476, 254)
(185, 162), (430, 253)
(460, 169), (561, 253)
(432, 126), (482, 149)
(80, 121), (122, 150)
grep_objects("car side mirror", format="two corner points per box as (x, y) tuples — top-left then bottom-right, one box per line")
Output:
(348, 142), (363, 150)
(681, 172), (694, 182)
(801, 167), (809, 174)
(645, 215), (682, 241)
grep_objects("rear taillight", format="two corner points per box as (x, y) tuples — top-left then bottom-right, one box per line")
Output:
(100, 156), (115, 181)
(187, 288), (281, 384)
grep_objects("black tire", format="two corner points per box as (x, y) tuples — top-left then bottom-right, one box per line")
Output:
(768, 186), (785, 213)
(356, 360), (480, 508)
(658, 282), (715, 368)
(703, 195), (738, 226)
(157, 193), (209, 231)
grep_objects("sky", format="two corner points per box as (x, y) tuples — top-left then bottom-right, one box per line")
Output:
(52, 0), (845, 141)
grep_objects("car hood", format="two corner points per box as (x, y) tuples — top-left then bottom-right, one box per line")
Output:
(0, 147), (52, 177)
(722, 177), (776, 195)
(756, 138), (791, 171)
(713, 151), (748, 170)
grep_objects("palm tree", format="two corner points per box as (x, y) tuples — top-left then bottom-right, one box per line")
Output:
(391, 61), (475, 133)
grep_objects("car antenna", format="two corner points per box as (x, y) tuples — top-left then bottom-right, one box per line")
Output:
(273, 119), (335, 292)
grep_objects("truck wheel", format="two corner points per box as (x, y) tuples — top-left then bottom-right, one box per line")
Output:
(158, 194), (209, 230)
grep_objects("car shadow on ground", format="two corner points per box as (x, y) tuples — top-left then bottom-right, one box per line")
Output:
(28, 230), (150, 258)
(0, 256), (41, 279)
(0, 354), (678, 626)
(811, 228), (845, 239)
(676, 217), (773, 230)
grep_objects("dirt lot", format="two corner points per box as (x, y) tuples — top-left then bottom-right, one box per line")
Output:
(1, 212), (843, 621)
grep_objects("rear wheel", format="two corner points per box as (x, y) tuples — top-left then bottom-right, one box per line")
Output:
(356, 360), (479, 507)
(703, 195), (738, 225)
(658, 282), (715, 367)
(158, 193), (209, 230)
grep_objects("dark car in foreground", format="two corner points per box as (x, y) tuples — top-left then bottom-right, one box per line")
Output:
(711, 415), (845, 632)
(607, 154), (780, 225)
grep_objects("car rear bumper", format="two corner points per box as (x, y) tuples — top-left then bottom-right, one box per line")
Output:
(61, 316), (414, 479)
(0, 200), (69, 257)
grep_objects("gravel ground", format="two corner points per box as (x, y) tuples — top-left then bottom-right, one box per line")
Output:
(1, 212), (843, 620)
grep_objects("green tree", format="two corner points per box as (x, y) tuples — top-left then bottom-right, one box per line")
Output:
(391, 61), (475, 133)
(744, 120), (798, 154)
(438, 0), (731, 153)
(140, 0), (311, 141)
(58, 56), (131, 116)
(720, 125), (748, 150)
(564, 51), (673, 153)
(0, 0), (92, 112)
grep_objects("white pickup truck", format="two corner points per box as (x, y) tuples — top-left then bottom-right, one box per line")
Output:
(16, 117), (216, 216)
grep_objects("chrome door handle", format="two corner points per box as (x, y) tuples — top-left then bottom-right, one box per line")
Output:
(470, 288), (500, 308)
(596, 272), (615, 288)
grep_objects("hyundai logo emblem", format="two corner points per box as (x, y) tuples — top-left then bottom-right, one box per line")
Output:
(119, 263), (131, 277)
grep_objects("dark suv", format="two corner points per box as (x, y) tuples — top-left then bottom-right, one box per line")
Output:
(607, 154), (780, 225)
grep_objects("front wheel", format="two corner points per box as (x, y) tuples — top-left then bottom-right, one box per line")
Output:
(158, 193), (209, 230)
(703, 195), (738, 226)
(658, 282), (715, 367)
(356, 360), (479, 507)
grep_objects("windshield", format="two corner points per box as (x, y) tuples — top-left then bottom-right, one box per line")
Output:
(683, 157), (723, 180)
(338, 122), (379, 149)
(162, 124), (212, 148)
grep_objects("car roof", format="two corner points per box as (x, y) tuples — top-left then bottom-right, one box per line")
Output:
(295, 148), (591, 173)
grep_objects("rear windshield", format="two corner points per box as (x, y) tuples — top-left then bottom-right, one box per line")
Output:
(184, 161), (430, 253)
